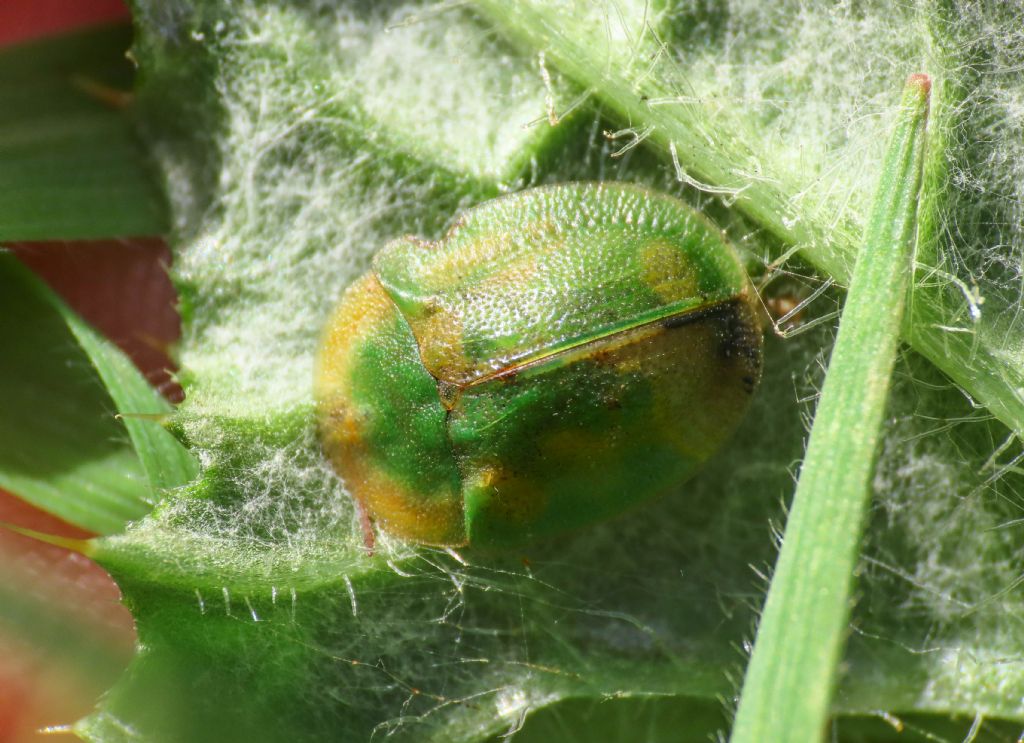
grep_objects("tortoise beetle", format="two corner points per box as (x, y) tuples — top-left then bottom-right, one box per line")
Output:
(315, 182), (762, 548)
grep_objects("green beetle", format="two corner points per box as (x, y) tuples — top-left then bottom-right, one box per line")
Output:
(315, 182), (762, 548)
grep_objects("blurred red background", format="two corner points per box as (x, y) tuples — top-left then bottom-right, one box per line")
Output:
(0, 0), (128, 46)
(1, 2), (180, 740)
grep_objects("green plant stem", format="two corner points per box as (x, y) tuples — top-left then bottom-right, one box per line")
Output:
(729, 76), (931, 743)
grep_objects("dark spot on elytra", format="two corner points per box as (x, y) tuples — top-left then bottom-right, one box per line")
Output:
(711, 302), (760, 361)
(661, 313), (697, 330)
(663, 300), (762, 390)
(661, 301), (735, 331)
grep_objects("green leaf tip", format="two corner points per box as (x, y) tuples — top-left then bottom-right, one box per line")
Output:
(731, 74), (931, 743)
(0, 521), (95, 556)
(0, 254), (197, 533)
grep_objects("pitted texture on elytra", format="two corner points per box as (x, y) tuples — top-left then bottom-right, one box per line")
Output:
(375, 182), (750, 386)
(315, 183), (762, 547)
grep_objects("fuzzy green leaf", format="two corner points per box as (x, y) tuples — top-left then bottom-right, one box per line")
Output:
(71, 2), (1024, 741)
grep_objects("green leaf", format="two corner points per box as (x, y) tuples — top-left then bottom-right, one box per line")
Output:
(732, 75), (931, 743)
(0, 253), (196, 533)
(0, 25), (168, 240)
(62, 1), (1024, 740)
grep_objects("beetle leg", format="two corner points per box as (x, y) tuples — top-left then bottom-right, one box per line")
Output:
(356, 501), (376, 556)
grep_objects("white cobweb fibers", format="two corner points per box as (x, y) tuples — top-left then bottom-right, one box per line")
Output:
(111, 0), (1024, 739)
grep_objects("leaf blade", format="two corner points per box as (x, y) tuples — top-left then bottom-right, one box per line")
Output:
(0, 253), (195, 532)
(731, 74), (932, 743)
(0, 25), (168, 241)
